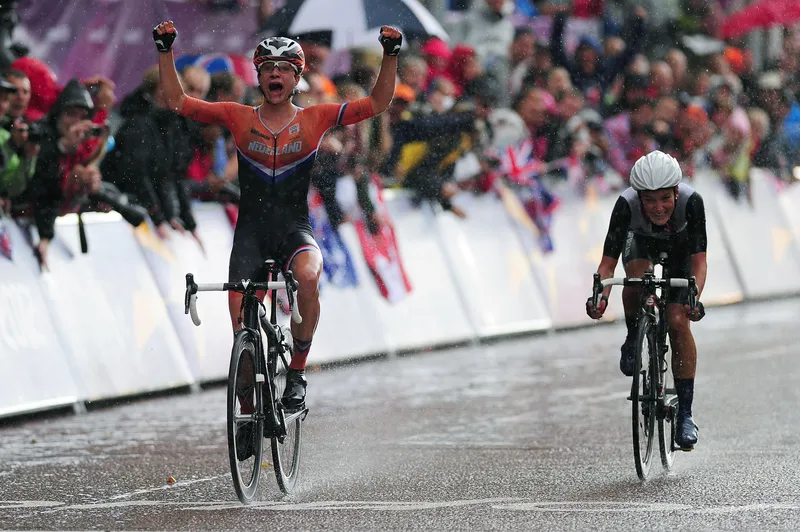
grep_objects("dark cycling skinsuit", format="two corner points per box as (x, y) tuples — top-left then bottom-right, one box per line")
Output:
(180, 96), (375, 281)
(602, 183), (708, 300)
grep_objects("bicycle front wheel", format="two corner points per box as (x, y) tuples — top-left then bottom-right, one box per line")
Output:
(631, 314), (656, 480)
(227, 330), (264, 504)
(658, 337), (679, 471)
(269, 340), (303, 494)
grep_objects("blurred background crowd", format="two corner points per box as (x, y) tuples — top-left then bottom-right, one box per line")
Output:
(1, 0), (799, 269)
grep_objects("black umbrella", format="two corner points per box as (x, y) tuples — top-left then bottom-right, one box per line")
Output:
(259, 0), (449, 51)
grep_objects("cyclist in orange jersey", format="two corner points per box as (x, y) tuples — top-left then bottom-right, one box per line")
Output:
(154, 20), (402, 410)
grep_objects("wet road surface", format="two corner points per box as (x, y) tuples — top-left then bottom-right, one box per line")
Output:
(2, 299), (800, 530)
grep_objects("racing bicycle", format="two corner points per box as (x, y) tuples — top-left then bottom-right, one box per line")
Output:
(184, 259), (307, 502)
(590, 252), (698, 480)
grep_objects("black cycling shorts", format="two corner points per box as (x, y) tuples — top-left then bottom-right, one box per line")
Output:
(228, 227), (320, 283)
(622, 231), (691, 304)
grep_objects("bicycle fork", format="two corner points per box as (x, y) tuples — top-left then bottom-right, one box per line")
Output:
(653, 306), (678, 423)
(636, 301), (660, 419)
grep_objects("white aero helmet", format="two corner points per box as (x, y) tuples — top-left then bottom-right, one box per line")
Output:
(629, 150), (683, 191)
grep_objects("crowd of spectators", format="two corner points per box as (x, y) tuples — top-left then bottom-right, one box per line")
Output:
(2, 0), (800, 268)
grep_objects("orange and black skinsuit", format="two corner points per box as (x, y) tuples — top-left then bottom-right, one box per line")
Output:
(179, 96), (374, 281)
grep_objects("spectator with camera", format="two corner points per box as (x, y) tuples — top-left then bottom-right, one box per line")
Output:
(0, 69), (29, 131)
(20, 78), (144, 269)
(0, 77), (38, 209)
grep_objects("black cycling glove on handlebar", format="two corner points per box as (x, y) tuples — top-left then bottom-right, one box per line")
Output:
(585, 295), (608, 317)
(153, 27), (177, 53)
(379, 32), (402, 56)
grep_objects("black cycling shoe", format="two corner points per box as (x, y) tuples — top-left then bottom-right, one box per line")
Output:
(620, 335), (637, 377)
(675, 413), (699, 450)
(235, 424), (256, 461)
(282, 369), (307, 411)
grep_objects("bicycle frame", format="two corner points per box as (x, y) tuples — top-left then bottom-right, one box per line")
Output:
(592, 253), (698, 394)
(184, 260), (303, 442)
(591, 253), (697, 321)
(591, 252), (698, 476)
(635, 256), (677, 422)
(184, 260), (307, 499)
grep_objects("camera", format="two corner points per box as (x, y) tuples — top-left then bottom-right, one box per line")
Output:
(26, 121), (44, 143)
(90, 182), (147, 228)
(87, 125), (107, 137)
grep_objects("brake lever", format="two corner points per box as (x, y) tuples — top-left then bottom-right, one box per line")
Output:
(283, 270), (299, 292)
(591, 273), (601, 310)
(283, 270), (303, 324)
(184, 273), (196, 315)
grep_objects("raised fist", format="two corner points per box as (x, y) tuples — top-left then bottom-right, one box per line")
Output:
(153, 20), (177, 53)
(379, 26), (402, 56)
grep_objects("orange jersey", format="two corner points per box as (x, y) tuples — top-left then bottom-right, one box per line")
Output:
(180, 96), (375, 231)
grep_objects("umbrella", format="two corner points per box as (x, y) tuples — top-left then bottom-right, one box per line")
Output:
(722, 0), (800, 40)
(259, 0), (449, 51)
(175, 53), (258, 86)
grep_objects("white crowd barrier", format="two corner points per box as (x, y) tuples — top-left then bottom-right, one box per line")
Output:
(510, 180), (628, 328)
(678, 172), (746, 306)
(42, 214), (194, 401)
(2, 171), (798, 419)
(696, 169), (800, 299)
(135, 203), (236, 382)
(442, 191), (551, 337)
(309, 222), (393, 364)
(369, 194), (475, 351)
(0, 220), (81, 418)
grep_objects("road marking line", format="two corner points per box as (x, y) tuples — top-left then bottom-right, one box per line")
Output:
(5, 498), (800, 514)
(109, 474), (229, 500)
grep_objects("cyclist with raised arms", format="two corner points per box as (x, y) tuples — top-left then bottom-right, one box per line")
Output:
(154, 20), (403, 411)
(586, 150), (707, 450)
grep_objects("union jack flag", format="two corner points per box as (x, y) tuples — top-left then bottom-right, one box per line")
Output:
(308, 187), (358, 289)
(497, 139), (561, 253)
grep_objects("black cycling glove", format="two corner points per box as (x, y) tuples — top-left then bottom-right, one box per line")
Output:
(585, 295), (608, 317)
(379, 30), (402, 56)
(153, 27), (177, 53)
(692, 301), (705, 321)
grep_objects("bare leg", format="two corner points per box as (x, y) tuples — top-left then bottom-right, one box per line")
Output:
(286, 250), (323, 369)
(622, 259), (652, 332)
(667, 302), (699, 447)
(667, 303), (697, 380)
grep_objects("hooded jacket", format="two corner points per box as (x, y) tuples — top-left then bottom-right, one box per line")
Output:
(101, 86), (174, 226)
(25, 79), (105, 240)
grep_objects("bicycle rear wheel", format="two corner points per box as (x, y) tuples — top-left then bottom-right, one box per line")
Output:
(269, 337), (303, 494)
(631, 314), (656, 480)
(658, 339), (679, 471)
(227, 330), (264, 504)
